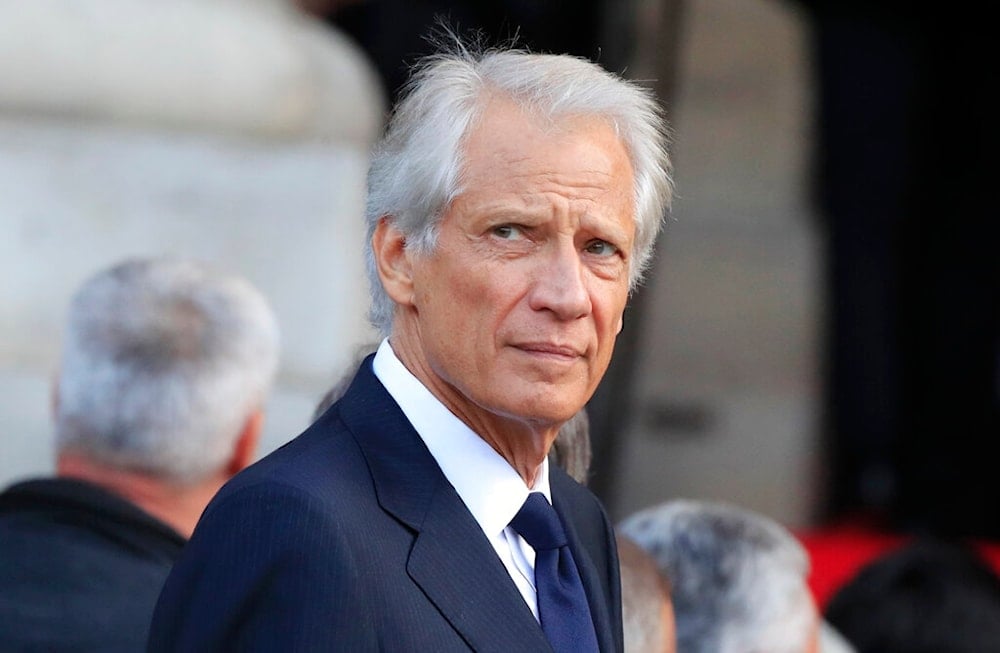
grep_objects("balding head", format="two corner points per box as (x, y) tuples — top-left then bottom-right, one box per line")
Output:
(618, 533), (676, 653)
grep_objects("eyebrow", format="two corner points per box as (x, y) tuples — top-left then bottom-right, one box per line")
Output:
(579, 213), (633, 249)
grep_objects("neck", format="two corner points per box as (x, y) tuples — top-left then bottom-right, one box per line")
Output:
(472, 416), (557, 488)
(56, 452), (226, 539)
(388, 334), (560, 487)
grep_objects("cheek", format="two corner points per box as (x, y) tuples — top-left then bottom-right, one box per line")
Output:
(467, 265), (528, 318)
(421, 265), (507, 346)
(595, 286), (629, 339)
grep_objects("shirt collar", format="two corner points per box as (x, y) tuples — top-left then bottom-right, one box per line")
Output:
(372, 338), (551, 538)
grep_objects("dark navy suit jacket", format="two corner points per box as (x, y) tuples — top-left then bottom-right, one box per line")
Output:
(148, 357), (623, 652)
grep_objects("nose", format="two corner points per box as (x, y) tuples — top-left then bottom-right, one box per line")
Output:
(527, 241), (592, 320)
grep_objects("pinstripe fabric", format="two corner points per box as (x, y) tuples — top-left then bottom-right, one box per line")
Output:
(149, 356), (621, 652)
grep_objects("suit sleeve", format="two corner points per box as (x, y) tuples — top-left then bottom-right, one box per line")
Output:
(148, 482), (375, 652)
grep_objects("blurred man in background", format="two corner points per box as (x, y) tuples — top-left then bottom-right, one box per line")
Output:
(0, 258), (279, 651)
(825, 537), (1000, 652)
(620, 500), (832, 653)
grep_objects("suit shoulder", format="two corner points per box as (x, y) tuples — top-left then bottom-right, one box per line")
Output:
(550, 465), (612, 522)
(210, 409), (367, 508)
(150, 424), (379, 650)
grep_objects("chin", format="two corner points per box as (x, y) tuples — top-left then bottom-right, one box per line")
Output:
(509, 394), (584, 426)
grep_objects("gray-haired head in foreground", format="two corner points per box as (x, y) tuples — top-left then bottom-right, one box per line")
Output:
(364, 39), (674, 335)
(619, 500), (815, 653)
(55, 258), (280, 485)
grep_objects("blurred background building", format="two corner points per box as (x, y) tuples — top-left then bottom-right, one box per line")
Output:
(2, 0), (996, 538)
(1, 0), (385, 480)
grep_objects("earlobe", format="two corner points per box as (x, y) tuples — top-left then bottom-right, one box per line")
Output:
(372, 216), (416, 307)
(616, 314), (624, 335)
(227, 408), (264, 476)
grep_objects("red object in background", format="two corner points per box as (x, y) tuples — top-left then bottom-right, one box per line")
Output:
(971, 542), (1000, 579)
(797, 522), (908, 609)
(798, 519), (1000, 610)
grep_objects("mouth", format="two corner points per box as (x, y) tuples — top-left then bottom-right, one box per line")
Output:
(512, 342), (585, 361)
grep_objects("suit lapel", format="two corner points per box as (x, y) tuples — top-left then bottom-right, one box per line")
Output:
(339, 359), (551, 652)
(551, 469), (619, 653)
(407, 485), (552, 653)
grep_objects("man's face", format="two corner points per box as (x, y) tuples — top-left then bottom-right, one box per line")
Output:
(396, 99), (636, 427)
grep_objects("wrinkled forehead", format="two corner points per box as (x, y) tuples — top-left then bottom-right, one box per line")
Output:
(454, 96), (635, 200)
(465, 92), (625, 152)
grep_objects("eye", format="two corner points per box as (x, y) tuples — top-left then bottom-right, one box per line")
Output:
(492, 224), (524, 240)
(584, 239), (619, 257)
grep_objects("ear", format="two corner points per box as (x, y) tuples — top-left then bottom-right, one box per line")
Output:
(616, 313), (624, 335)
(372, 216), (416, 307)
(226, 407), (264, 476)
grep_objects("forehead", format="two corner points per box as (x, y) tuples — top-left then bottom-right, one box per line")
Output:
(457, 99), (635, 201)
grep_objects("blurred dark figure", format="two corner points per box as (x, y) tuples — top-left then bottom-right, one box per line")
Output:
(0, 259), (279, 651)
(297, 0), (612, 104)
(825, 538), (1000, 653)
(792, 1), (1000, 535)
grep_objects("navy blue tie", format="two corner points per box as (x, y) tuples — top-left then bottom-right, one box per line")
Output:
(510, 492), (600, 653)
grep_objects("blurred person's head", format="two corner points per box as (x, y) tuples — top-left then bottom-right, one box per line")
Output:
(824, 537), (1000, 653)
(312, 342), (380, 423)
(364, 39), (674, 337)
(619, 499), (819, 653)
(54, 258), (280, 536)
(617, 533), (676, 653)
(547, 406), (592, 485)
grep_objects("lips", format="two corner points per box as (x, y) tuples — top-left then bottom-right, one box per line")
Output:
(513, 342), (585, 359)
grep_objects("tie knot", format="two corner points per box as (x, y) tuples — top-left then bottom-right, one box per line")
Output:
(510, 493), (567, 550)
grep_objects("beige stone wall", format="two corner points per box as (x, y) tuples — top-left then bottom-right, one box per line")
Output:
(612, 0), (823, 527)
(0, 0), (384, 485)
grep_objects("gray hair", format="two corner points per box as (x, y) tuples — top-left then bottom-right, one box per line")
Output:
(547, 406), (592, 485)
(365, 40), (674, 335)
(619, 500), (815, 653)
(55, 258), (280, 485)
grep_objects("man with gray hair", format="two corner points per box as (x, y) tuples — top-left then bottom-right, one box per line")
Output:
(0, 258), (279, 651)
(619, 500), (821, 653)
(151, 36), (672, 652)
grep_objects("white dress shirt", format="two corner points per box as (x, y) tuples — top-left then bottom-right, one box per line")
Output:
(372, 338), (549, 620)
